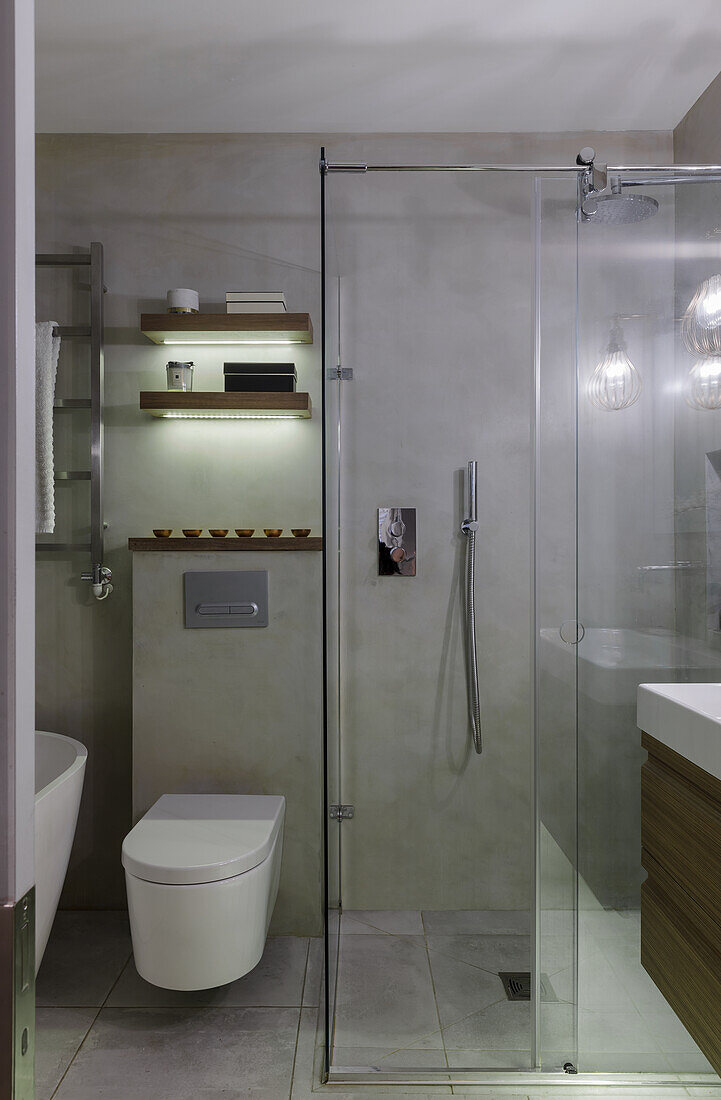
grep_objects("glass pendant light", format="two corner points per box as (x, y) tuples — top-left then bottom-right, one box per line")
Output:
(588, 317), (642, 411)
(682, 227), (721, 356)
(682, 274), (721, 356)
(687, 356), (721, 410)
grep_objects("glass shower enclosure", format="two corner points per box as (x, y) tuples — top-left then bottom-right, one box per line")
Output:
(320, 150), (721, 1088)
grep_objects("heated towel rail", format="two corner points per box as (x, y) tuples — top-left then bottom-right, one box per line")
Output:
(35, 243), (112, 598)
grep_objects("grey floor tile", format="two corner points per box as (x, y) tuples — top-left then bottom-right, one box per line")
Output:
(538, 934), (576, 976)
(442, 1000), (531, 1051)
(576, 1052), (670, 1072)
(604, 943), (673, 1012)
(423, 912), (531, 936)
(53, 1006), (300, 1100)
(446, 1049), (532, 1070)
(107, 935), (308, 1008)
(303, 936), (323, 1006)
(425, 935), (530, 976)
(642, 1010), (706, 1053)
(428, 949), (510, 1029)
(333, 935), (439, 1049)
(576, 1008), (661, 1053)
(343, 911), (425, 935)
(35, 1007), (98, 1100)
(448, 1086), (532, 1096)
(665, 1051), (716, 1072)
(576, 950), (636, 1012)
(36, 911), (132, 1007)
(332, 1046), (448, 1070)
(525, 1092), (690, 1100)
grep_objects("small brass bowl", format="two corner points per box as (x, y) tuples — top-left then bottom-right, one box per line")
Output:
(182, 529), (202, 538)
(208, 529), (229, 538)
(264, 528), (283, 538)
(153, 529), (173, 538)
(291, 528), (311, 538)
(235, 529), (255, 538)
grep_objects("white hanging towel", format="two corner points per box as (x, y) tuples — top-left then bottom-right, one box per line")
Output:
(35, 321), (61, 533)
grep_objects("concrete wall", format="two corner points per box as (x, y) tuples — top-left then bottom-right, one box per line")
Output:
(36, 131), (671, 926)
(132, 551), (322, 935)
(675, 71), (721, 165)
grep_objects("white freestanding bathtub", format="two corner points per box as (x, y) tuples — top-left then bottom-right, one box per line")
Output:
(35, 730), (87, 971)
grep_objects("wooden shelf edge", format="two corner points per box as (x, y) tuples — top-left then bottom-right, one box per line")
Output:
(140, 312), (313, 345)
(139, 391), (312, 418)
(129, 537), (323, 552)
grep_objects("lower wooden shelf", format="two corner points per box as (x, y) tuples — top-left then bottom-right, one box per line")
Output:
(128, 537), (322, 552)
(139, 391), (312, 418)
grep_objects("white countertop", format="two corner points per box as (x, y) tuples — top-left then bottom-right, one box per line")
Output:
(637, 683), (721, 781)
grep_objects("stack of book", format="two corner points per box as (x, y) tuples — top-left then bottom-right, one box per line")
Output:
(226, 292), (287, 314)
(223, 363), (297, 393)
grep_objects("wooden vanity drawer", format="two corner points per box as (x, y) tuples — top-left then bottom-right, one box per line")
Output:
(642, 752), (721, 926)
(641, 731), (721, 1075)
(642, 875), (721, 1070)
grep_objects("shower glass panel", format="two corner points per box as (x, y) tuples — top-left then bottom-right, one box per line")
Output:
(323, 157), (721, 1089)
(323, 164), (555, 1080)
(575, 177), (721, 1076)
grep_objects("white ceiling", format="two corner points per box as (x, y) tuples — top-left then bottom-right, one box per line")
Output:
(36, 0), (721, 133)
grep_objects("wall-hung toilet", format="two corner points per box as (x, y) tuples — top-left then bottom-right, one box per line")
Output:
(122, 793), (285, 990)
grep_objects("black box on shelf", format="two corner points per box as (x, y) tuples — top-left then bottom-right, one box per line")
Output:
(223, 362), (297, 377)
(224, 375), (296, 393)
(223, 362), (297, 393)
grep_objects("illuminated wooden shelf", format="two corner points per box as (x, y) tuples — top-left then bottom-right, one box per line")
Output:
(139, 391), (312, 419)
(140, 312), (313, 345)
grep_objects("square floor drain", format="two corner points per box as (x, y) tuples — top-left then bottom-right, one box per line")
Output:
(499, 972), (557, 1002)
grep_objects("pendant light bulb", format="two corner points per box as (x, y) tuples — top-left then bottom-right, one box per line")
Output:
(682, 273), (721, 356)
(588, 318), (642, 411)
(687, 356), (721, 410)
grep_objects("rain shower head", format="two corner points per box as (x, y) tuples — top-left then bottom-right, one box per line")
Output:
(583, 187), (659, 225)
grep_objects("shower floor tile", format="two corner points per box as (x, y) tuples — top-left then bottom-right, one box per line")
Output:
(333, 934), (440, 1049)
(422, 911), (531, 936)
(331, 913), (535, 1072)
(425, 934), (531, 975)
(342, 910), (425, 935)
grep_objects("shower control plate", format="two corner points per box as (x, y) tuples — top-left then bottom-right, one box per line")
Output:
(378, 508), (416, 576)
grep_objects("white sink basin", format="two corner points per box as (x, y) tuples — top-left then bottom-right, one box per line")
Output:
(637, 683), (721, 781)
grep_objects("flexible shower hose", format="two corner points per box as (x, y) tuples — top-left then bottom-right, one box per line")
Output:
(464, 527), (483, 754)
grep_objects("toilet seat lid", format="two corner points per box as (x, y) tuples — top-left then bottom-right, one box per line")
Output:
(122, 794), (285, 885)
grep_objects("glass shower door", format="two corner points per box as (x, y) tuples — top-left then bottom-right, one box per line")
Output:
(533, 175), (580, 1072)
(322, 162), (582, 1083)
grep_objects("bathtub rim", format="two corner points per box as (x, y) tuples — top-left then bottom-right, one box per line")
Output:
(35, 729), (88, 802)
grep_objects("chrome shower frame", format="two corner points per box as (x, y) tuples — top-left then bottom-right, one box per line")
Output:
(320, 149), (721, 1091)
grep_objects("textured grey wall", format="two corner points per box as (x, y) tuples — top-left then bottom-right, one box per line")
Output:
(675, 70), (721, 164)
(132, 551), (322, 935)
(35, 131), (671, 925)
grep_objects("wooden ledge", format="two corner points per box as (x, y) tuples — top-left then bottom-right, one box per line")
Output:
(128, 537), (322, 552)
